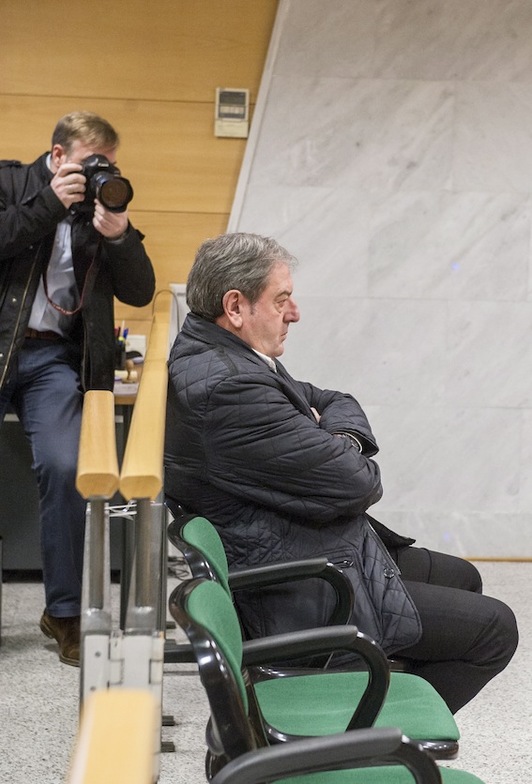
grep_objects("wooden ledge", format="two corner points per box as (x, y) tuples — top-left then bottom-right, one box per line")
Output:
(76, 390), (120, 500)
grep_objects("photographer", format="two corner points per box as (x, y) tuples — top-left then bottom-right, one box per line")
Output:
(0, 111), (155, 665)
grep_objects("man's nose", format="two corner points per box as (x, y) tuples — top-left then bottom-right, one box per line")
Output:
(287, 299), (300, 322)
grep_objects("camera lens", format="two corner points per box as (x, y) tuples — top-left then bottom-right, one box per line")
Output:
(94, 174), (134, 212)
(72, 154), (135, 215)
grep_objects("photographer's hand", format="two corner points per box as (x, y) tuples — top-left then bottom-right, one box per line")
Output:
(50, 162), (85, 209)
(93, 201), (128, 240)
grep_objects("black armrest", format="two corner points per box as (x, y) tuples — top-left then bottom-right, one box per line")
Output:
(211, 727), (441, 784)
(241, 624), (390, 730)
(228, 557), (354, 626)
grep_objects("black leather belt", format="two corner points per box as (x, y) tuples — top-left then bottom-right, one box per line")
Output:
(25, 328), (62, 341)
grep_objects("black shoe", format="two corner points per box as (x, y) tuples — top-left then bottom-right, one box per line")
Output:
(39, 610), (80, 667)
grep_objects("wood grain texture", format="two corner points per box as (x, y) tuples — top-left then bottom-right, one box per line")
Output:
(0, 1), (276, 103)
(76, 391), (120, 499)
(67, 689), (158, 784)
(119, 306), (172, 501)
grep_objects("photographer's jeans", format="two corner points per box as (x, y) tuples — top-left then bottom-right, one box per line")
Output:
(0, 338), (85, 617)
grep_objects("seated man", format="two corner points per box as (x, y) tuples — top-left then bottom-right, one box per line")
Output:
(164, 231), (518, 714)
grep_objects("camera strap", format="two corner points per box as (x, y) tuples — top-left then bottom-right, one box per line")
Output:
(42, 236), (102, 317)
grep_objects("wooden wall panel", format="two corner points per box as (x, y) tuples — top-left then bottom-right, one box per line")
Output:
(0, 96), (246, 213)
(0, 0), (278, 330)
(0, 0), (277, 103)
(110, 102), (248, 215)
(124, 209), (230, 289)
(113, 211), (229, 337)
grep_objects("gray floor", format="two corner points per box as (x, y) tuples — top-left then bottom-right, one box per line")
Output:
(0, 562), (530, 783)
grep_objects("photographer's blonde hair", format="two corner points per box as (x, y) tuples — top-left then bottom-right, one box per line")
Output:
(51, 111), (119, 154)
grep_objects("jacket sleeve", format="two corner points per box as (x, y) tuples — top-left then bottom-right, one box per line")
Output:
(294, 379), (380, 456)
(103, 226), (156, 307)
(203, 373), (383, 524)
(0, 181), (67, 260)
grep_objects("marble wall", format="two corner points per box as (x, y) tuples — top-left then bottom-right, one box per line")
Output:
(229, 0), (532, 558)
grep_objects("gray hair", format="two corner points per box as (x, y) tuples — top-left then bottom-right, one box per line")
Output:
(186, 232), (297, 321)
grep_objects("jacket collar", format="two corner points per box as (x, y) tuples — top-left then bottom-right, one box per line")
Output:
(177, 312), (315, 418)
(179, 312), (273, 370)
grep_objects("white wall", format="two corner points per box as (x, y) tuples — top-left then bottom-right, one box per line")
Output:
(230, 0), (532, 558)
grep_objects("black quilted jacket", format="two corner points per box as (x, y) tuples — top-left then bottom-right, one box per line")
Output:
(164, 313), (422, 654)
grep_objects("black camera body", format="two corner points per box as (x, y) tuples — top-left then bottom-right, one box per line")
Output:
(75, 154), (133, 214)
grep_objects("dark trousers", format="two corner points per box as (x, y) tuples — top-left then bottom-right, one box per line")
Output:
(389, 546), (518, 714)
(0, 339), (86, 617)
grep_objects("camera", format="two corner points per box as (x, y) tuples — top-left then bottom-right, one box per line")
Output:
(74, 154), (134, 214)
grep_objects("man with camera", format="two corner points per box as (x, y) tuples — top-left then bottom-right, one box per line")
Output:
(0, 111), (155, 665)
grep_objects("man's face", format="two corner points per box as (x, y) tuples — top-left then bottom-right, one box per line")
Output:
(239, 262), (300, 357)
(51, 139), (118, 170)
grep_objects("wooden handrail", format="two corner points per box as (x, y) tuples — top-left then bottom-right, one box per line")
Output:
(76, 390), (120, 499)
(67, 689), (157, 784)
(119, 293), (172, 501)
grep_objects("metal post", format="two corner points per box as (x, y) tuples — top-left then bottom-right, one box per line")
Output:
(80, 500), (113, 704)
(157, 500), (168, 634)
(87, 499), (106, 611)
(135, 497), (155, 609)
(125, 498), (163, 634)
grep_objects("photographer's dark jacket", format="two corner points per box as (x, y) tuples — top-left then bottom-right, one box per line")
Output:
(165, 314), (422, 655)
(0, 153), (155, 391)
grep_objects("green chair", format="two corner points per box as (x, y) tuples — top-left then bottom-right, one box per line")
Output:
(166, 511), (460, 760)
(167, 507), (355, 627)
(170, 577), (485, 784)
(165, 507), (355, 670)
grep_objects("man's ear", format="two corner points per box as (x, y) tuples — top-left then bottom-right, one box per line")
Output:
(221, 289), (244, 328)
(51, 144), (67, 171)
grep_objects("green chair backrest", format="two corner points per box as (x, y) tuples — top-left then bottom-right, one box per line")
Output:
(181, 516), (231, 595)
(186, 578), (248, 711)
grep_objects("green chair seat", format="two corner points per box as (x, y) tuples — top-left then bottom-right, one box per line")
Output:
(275, 766), (484, 784)
(255, 670), (459, 742)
